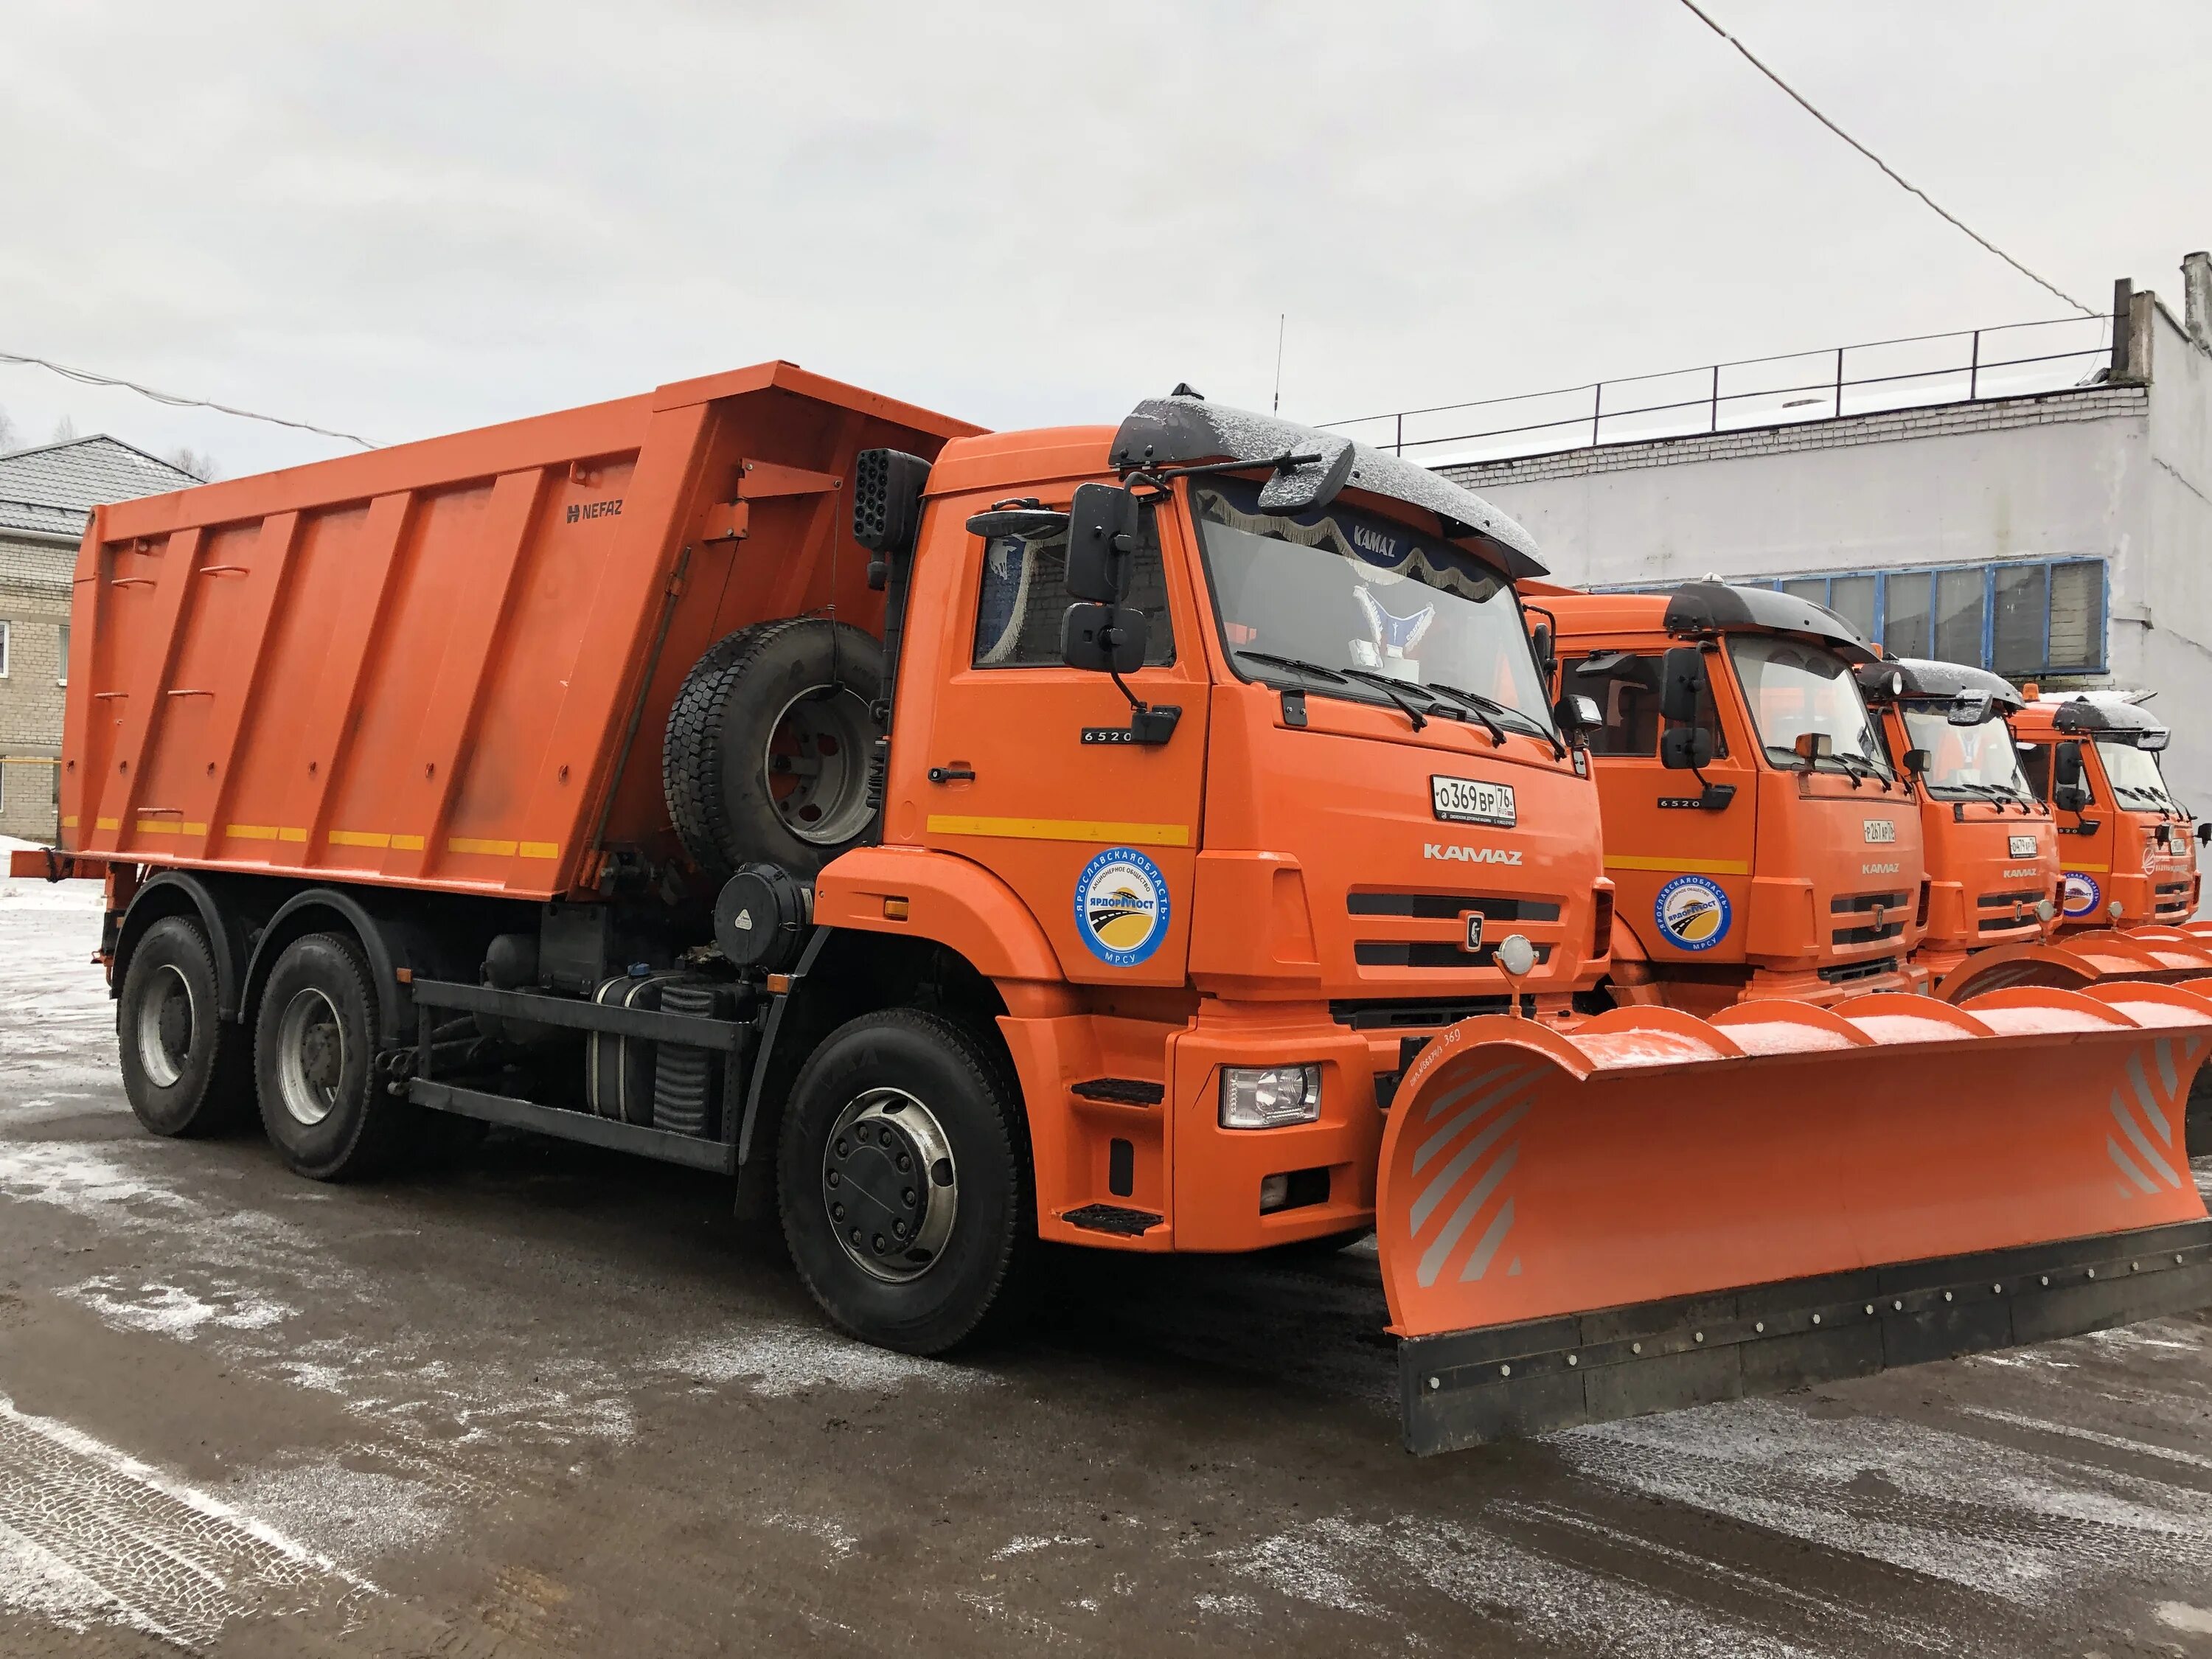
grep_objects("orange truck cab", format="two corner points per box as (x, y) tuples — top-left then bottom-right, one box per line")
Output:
(1540, 581), (1930, 1015)
(2012, 692), (2202, 928)
(27, 372), (2212, 1455)
(1852, 658), (2060, 987)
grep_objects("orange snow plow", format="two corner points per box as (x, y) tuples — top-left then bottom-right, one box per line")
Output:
(1379, 984), (2212, 1453)
(1935, 925), (2212, 1002)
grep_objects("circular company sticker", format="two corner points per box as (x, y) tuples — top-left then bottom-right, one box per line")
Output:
(2061, 871), (2102, 920)
(1654, 874), (1731, 952)
(1075, 847), (1171, 967)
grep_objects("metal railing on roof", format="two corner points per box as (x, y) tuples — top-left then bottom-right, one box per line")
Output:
(1320, 314), (2115, 467)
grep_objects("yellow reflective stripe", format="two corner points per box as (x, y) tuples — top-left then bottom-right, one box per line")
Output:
(60, 815), (78, 829)
(927, 814), (1191, 848)
(518, 841), (558, 859)
(327, 829), (391, 849)
(95, 817), (120, 830)
(1603, 854), (1751, 876)
(2065, 863), (2112, 874)
(226, 824), (280, 841)
(136, 820), (207, 835)
(392, 833), (425, 852)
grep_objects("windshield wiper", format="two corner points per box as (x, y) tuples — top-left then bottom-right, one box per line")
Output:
(1233, 650), (1349, 685)
(1422, 679), (1563, 757)
(1334, 667), (1430, 732)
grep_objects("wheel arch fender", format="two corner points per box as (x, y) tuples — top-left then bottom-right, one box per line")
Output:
(115, 871), (262, 1023)
(242, 887), (456, 1046)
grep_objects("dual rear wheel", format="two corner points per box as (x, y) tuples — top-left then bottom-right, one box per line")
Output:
(117, 919), (400, 1180)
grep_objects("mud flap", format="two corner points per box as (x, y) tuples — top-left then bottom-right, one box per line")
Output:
(1936, 930), (2212, 1003)
(1375, 984), (2212, 1454)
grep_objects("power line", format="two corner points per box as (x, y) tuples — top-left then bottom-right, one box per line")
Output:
(0, 347), (379, 449)
(1673, 0), (2099, 319)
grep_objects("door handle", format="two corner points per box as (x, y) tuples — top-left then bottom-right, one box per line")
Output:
(928, 767), (976, 785)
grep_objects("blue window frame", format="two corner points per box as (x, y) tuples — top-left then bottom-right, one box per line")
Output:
(1626, 558), (2107, 676)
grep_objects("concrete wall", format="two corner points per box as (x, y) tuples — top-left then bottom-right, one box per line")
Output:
(0, 534), (72, 842)
(2126, 303), (2212, 816)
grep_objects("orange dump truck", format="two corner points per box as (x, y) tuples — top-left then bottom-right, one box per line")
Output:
(1850, 658), (2065, 995)
(1540, 582), (1935, 1014)
(22, 366), (2212, 1453)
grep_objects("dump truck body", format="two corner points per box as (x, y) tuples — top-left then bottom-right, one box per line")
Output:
(1854, 658), (2062, 986)
(1541, 582), (1931, 1015)
(24, 376), (2212, 1453)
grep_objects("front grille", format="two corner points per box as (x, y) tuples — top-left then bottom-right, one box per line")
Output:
(1354, 941), (1557, 970)
(1347, 891), (1562, 922)
(1977, 887), (2046, 934)
(1978, 888), (2045, 909)
(1978, 914), (2040, 935)
(1820, 955), (1899, 985)
(2155, 881), (2191, 917)
(1831, 889), (1909, 947)
(1331, 996), (1514, 1029)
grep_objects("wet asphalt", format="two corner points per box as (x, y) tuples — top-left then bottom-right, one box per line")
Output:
(4, 873), (2212, 1658)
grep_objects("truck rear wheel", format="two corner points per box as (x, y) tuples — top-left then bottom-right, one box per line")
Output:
(664, 618), (885, 882)
(778, 1009), (1036, 1354)
(116, 914), (251, 1138)
(254, 932), (409, 1180)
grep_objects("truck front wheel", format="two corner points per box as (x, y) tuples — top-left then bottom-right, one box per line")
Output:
(778, 1010), (1036, 1354)
(116, 914), (251, 1137)
(254, 932), (408, 1180)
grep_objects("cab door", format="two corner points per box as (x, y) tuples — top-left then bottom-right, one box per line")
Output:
(911, 495), (1213, 987)
(1564, 646), (1758, 962)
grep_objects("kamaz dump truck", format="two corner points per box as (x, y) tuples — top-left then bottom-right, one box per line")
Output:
(20, 366), (2212, 1454)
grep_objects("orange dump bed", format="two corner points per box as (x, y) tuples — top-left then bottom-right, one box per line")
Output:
(61, 362), (978, 899)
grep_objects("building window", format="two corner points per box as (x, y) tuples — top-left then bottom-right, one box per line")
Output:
(0, 619), (10, 678)
(1711, 559), (2107, 677)
(56, 623), (68, 686)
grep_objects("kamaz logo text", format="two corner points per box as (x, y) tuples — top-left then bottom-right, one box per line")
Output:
(1425, 843), (1523, 865)
(1352, 524), (1400, 560)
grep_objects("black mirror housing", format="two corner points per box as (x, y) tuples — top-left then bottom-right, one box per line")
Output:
(1555, 692), (1602, 734)
(1947, 690), (1994, 726)
(1658, 647), (1705, 726)
(1660, 726), (1714, 771)
(2195, 821), (2212, 846)
(1065, 483), (1138, 603)
(1902, 747), (1931, 776)
(967, 507), (1069, 541)
(1062, 602), (1147, 673)
(2054, 783), (2093, 813)
(2053, 740), (2085, 790)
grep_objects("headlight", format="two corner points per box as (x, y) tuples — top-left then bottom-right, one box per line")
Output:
(1220, 1064), (1321, 1129)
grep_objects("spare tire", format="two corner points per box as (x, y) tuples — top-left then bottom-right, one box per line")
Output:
(664, 618), (886, 880)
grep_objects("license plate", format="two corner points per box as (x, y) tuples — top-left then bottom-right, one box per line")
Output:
(2009, 835), (2038, 858)
(1863, 819), (1896, 844)
(1433, 775), (1515, 827)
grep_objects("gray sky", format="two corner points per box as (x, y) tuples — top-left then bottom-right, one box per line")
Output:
(3, 1), (2208, 479)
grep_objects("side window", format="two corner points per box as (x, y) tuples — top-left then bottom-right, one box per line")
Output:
(2017, 742), (2051, 801)
(971, 511), (1175, 669)
(1568, 653), (1661, 756)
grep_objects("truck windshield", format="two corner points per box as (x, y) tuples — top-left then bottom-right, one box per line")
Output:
(1902, 709), (2035, 801)
(1728, 635), (1891, 777)
(2096, 740), (2180, 812)
(1189, 476), (1554, 737)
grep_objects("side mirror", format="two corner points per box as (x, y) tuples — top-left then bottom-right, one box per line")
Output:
(1793, 731), (1834, 765)
(2054, 784), (2092, 813)
(966, 506), (1069, 541)
(2139, 728), (2171, 751)
(1062, 602), (1147, 673)
(1530, 622), (1556, 681)
(1902, 748), (1930, 776)
(1555, 692), (1602, 734)
(2196, 821), (2212, 846)
(1660, 726), (1714, 771)
(1658, 647), (1706, 726)
(1947, 691), (1993, 726)
(2053, 740), (2085, 790)
(1065, 483), (1138, 603)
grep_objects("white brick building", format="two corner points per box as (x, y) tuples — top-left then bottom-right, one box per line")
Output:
(1422, 258), (2212, 822)
(0, 437), (201, 841)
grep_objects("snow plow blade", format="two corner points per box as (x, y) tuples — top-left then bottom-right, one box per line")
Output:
(1935, 928), (2212, 1003)
(1378, 987), (2212, 1455)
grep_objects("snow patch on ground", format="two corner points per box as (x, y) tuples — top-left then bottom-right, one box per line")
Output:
(63, 1276), (293, 1340)
(661, 1326), (995, 1397)
(762, 1512), (858, 1559)
(1560, 1395), (2212, 1607)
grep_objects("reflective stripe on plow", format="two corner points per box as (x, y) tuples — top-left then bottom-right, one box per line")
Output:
(2110, 1091), (2182, 1188)
(1416, 1144), (1520, 1288)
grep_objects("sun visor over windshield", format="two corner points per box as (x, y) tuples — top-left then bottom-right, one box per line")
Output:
(1852, 656), (2025, 709)
(1663, 580), (1877, 664)
(1109, 395), (1546, 580)
(2051, 697), (2168, 740)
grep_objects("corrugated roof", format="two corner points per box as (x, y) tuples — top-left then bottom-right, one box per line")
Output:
(0, 435), (201, 540)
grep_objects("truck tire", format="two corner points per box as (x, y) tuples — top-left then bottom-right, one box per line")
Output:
(664, 618), (885, 882)
(254, 932), (411, 1181)
(116, 914), (252, 1138)
(778, 1009), (1037, 1355)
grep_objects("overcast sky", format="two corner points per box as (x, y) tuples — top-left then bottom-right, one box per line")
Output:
(2, 1), (2208, 479)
